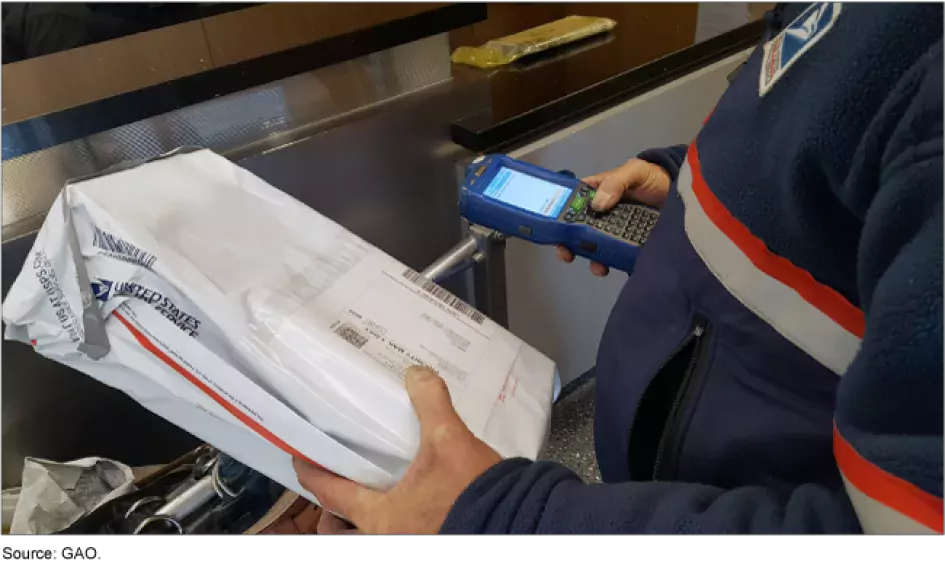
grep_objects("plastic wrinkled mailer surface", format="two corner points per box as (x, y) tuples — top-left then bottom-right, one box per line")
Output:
(10, 457), (135, 534)
(2, 149), (556, 504)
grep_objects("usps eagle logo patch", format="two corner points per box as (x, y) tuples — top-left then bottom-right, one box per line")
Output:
(759, 3), (842, 96)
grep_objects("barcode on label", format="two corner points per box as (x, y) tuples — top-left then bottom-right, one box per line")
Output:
(92, 226), (157, 269)
(401, 268), (485, 325)
(334, 323), (368, 349)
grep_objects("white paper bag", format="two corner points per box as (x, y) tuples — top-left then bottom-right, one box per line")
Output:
(2, 148), (556, 502)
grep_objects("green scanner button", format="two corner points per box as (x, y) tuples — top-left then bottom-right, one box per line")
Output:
(570, 195), (587, 211)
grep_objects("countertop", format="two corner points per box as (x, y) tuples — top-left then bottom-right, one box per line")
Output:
(450, 17), (764, 153)
(2, 3), (487, 160)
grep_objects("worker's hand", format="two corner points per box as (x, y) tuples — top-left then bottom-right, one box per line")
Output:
(556, 158), (672, 277)
(293, 366), (502, 534)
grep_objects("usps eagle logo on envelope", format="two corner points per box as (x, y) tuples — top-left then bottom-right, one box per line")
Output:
(759, 3), (842, 96)
(91, 279), (114, 302)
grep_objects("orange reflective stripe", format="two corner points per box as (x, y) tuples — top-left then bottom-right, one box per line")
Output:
(834, 424), (943, 533)
(677, 149), (861, 374)
(687, 144), (865, 338)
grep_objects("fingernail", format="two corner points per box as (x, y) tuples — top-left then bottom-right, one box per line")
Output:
(592, 193), (617, 211)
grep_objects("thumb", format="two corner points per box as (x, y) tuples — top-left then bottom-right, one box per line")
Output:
(589, 159), (653, 211)
(405, 366), (463, 446)
(580, 172), (610, 188)
(590, 174), (625, 211)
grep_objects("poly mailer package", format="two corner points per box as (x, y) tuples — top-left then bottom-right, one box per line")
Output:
(2, 148), (556, 503)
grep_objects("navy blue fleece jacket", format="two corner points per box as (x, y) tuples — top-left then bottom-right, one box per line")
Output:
(441, 3), (942, 534)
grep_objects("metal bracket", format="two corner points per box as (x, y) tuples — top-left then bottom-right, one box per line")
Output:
(421, 224), (504, 283)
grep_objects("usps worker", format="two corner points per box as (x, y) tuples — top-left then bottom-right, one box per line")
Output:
(294, 3), (943, 533)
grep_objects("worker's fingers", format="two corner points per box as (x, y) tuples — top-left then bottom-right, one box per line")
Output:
(591, 173), (631, 211)
(556, 245), (575, 263)
(405, 366), (463, 447)
(292, 458), (381, 525)
(589, 159), (661, 211)
(580, 172), (610, 188)
(560, 246), (609, 276)
(317, 510), (359, 535)
(590, 262), (610, 277)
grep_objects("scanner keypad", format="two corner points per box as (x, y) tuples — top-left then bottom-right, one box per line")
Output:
(562, 185), (659, 246)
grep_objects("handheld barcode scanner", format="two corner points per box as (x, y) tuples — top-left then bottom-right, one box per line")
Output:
(458, 155), (659, 273)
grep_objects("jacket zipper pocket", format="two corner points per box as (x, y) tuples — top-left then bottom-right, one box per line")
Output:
(652, 317), (710, 480)
(626, 315), (707, 480)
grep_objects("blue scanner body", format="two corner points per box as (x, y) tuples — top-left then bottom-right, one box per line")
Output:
(458, 154), (658, 273)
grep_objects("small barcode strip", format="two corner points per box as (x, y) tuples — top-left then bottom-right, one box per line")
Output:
(334, 323), (368, 349)
(401, 268), (485, 325)
(93, 227), (157, 269)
